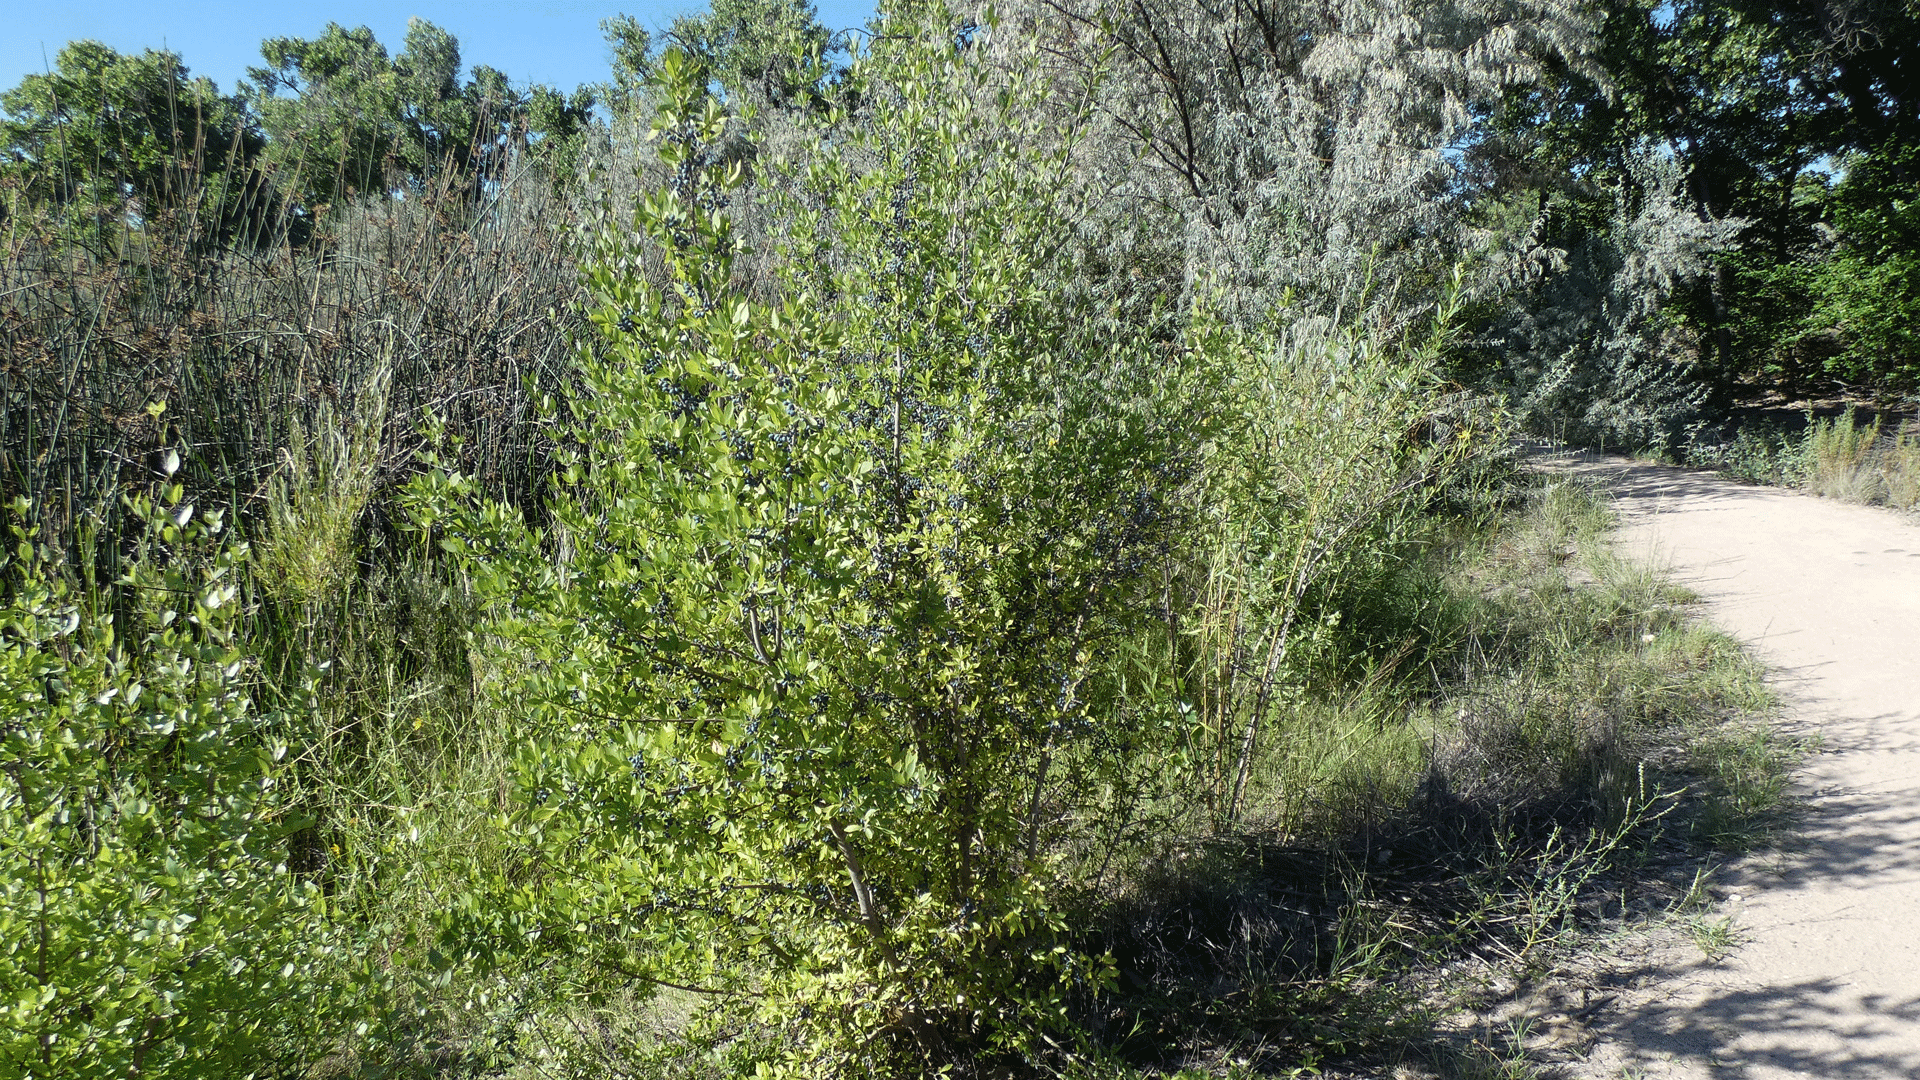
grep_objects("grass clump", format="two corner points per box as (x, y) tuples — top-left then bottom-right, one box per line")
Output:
(1802, 409), (1888, 502)
(1685, 408), (1920, 512)
(1802, 410), (1920, 511)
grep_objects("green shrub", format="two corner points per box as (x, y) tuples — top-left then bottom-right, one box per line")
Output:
(1177, 313), (1466, 826)
(1682, 420), (1803, 485)
(411, 24), (1191, 1074)
(0, 489), (345, 1078)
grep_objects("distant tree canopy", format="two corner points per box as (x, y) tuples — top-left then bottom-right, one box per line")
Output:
(2, 0), (1914, 396)
(1491, 0), (1920, 397)
(243, 18), (593, 207)
(600, 0), (841, 121)
(1, 19), (597, 245)
(0, 42), (262, 241)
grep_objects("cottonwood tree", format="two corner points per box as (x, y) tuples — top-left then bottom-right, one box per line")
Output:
(0, 42), (268, 244)
(600, 0), (841, 124)
(245, 19), (591, 211)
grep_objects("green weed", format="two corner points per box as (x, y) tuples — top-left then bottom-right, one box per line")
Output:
(1687, 914), (1742, 963)
(1803, 409), (1885, 501)
(1690, 410), (1920, 511)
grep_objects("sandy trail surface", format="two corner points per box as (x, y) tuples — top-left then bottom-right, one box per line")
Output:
(1538, 450), (1920, 1079)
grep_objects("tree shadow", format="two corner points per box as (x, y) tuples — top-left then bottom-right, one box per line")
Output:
(1751, 780), (1920, 888)
(1594, 970), (1920, 1078)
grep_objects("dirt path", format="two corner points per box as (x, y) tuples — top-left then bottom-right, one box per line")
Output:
(1539, 450), (1920, 1079)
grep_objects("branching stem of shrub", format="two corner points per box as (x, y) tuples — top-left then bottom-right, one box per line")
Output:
(825, 818), (896, 969)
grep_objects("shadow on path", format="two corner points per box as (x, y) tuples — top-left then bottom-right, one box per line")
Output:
(1595, 971), (1920, 1079)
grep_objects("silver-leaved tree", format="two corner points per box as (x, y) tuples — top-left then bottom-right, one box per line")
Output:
(989, 0), (1600, 328)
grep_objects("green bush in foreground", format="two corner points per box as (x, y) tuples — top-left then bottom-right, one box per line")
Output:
(412, 26), (1193, 1074)
(0, 489), (343, 1078)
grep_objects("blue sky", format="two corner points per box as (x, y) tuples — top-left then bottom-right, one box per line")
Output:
(2, 1), (878, 99)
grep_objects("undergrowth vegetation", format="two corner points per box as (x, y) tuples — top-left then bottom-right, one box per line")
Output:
(1679, 409), (1920, 512)
(0, 2), (1803, 1077)
(1794, 412), (1920, 511)
(1081, 478), (1787, 1076)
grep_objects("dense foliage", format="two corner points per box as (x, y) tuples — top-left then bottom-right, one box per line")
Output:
(0, 0), (1879, 1075)
(413, 36), (1199, 1068)
(1492, 0), (1920, 401)
(0, 487), (343, 1078)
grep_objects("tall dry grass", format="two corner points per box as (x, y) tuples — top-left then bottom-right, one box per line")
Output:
(0, 154), (586, 564)
(1800, 409), (1920, 511)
